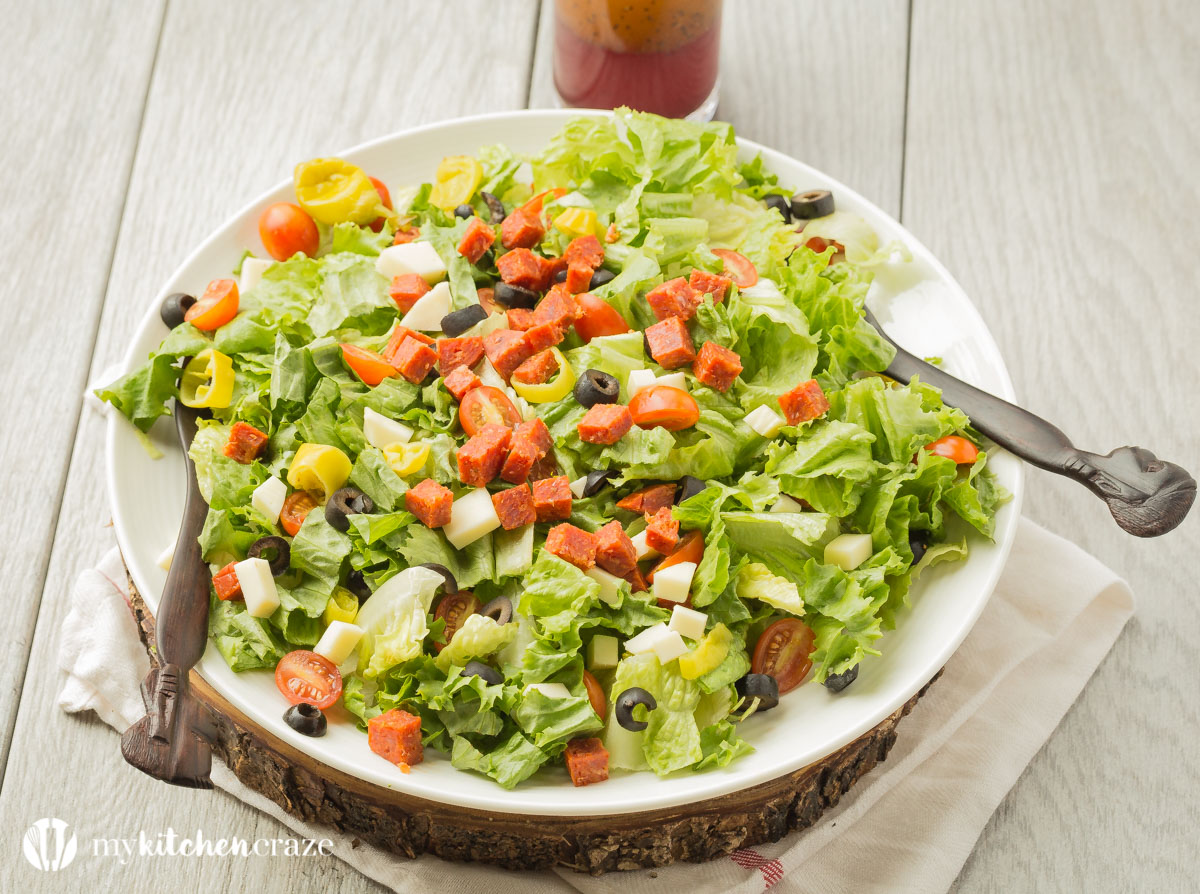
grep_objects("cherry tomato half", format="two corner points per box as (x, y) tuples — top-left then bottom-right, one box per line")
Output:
(629, 385), (700, 431)
(368, 176), (393, 232)
(280, 490), (319, 536)
(458, 385), (521, 436)
(573, 293), (630, 343)
(647, 529), (705, 585)
(340, 343), (397, 386)
(476, 286), (500, 315)
(711, 248), (758, 288)
(275, 650), (343, 709)
(433, 591), (480, 652)
(751, 618), (815, 694)
(258, 202), (320, 262)
(582, 670), (606, 719)
(184, 279), (239, 331)
(924, 435), (980, 465)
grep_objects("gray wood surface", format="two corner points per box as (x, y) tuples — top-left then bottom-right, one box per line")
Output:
(2, 0), (1197, 891)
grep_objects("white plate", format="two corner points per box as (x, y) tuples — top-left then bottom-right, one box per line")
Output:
(106, 109), (1023, 817)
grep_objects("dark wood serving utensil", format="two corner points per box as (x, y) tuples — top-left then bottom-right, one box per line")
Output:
(121, 402), (216, 787)
(864, 305), (1196, 537)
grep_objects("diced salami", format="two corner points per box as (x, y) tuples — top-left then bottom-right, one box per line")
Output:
(483, 328), (535, 380)
(564, 234), (604, 271)
(457, 217), (495, 264)
(500, 207), (546, 250)
(531, 475), (573, 522)
(392, 224), (420, 245)
(644, 506), (680, 554)
(564, 263), (593, 294)
(624, 566), (648, 593)
(544, 523), (597, 571)
(224, 421), (269, 464)
(497, 248), (552, 291)
(212, 562), (242, 601)
(405, 478), (453, 528)
(388, 273), (430, 312)
(514, 418), (553, 455)
(692, 341), (743, 392)
(436, 336), (485, 375)
(564, 736), (609, 787)
(522, 322), (563, 354)
(577, 404), (633, 445)
(443, 365), (482, 401)
(382, 325), (434, 366)
(616, 483), (677, 515)
(532, 285), (579, 333)
(506, 307), (535, 330)
(388, 336), (438, 384)
(512, 349), (560, 385)
(688, 269), (733, 303)
(778, 378), (830, 425)
(594, 520), (638, 577)
(367, 708), (424, 767)
(491, 484), (536, 530)
(457, 423), (513, 487)
(500, 439), (540, 484)
(644, 316), (696, 369)
(645, 277), (702, 321)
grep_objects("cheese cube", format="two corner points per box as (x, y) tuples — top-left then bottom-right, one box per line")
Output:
(652, 561), (697, 604)
(585, 566), (625, 607)
(375, 241), (447, 284)
(624, 623), (672, 656)
(251, 476), (288, 524)
(668, 605), (708, 641)
(524, 682), (571, 700)
(655, 372), (687, 391)
(240, 256), (274, 293)
(629, 530), (659, 561)
(399, 280), (452, 331)
(824, 533), (874, 572)
(234, 558), (280, 618)
(770, 494), (808, 514)
(363, 407), (414, 450)
(156, 542), (175, 571)
(652, 629), (689, 664)
(626, 368), (657, 398)
(569, 476), (588, 499)
(746, 405), (786, 438)
(314, 620), (364, 666)
(587, 634), (619, 670)
(444, 487), (501, 549)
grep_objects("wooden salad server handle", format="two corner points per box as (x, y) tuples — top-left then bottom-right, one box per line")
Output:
(863, 306), (1195, 537)
(121, 402), (216, 788)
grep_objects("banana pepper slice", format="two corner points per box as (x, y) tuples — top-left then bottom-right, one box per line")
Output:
(287, 443), (352, 500)
(678, 623), (732, 680)
(294, 158), (389, 225)
(553, 207), (598, 239)
(511, 347), (574, 404)
(428, 155), (483, 211)
(179, 349), (234, 408)
(322, 586), (359, 626)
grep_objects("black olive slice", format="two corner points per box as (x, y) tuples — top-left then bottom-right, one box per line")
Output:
(582, 469), (618, 498)
(480, 191), (506, 224)
(160, 292), (196, 329)
(790, 189), (835, 220)
(574, 369), (620, 408)
(493, 282), (539, 309)
(325, 487), (375, 533)
(764, 194), (792, 222)
(247, 536), (291, 576)
(419, 562), (458, 595)
(823, 664), (859, 693)
(614, 687), (657, 732)
(462, 660), (504, 686)
(441, 303), (489, 337)
(733, 673), (780, 714)
(676, 476), (707, 503)
(479, 595), (513, 626)
(453, 204), (474, 219)
(345, 568), (373, 601)
(908, 530), (930, 565)
(589, 267), (616, 289)
(553, 267), (569, 284)
(283, 703), (327, 737)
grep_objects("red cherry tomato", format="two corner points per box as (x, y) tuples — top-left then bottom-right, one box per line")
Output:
(647, 529), (705, 585)
(458, 386), (521, 436)
(433, 591), (480, 652)
(924, 435), (980, 465)
(368, 176), (393, 232)
(280, 491), (319, 536)
(582, 670), (606, 719)
(476, 286), (500, 315)
(340, 343), (397, 386)
(184, 278), (239, 330)
(258, 202), (319, 261)
(629, 385), (700, 431)
(711, 248), (758, 288)
(751, 618), (816, 694)
(573, 293), (630, 343)
(275, 650), (343, 709)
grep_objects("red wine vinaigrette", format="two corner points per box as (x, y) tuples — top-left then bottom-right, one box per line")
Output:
(553, 0), (722, 120)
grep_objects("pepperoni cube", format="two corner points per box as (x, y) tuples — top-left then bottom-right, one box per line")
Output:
(436, 336), (485, 375)
(594, 520), (638, 577)
(388, 336), (438, 384)
(457, 423), (513, 487)
(644, 506), (680, 554)
(616, 483), (676, 516)
(224, 421), (269, 464)
(692, 341), (743, 392)
(367, 709), (424, 767)
(522, 322), (563, 355)
(564, 234), (604, 270)
(564, 737), (609, 787)
(382, 325), (434, 366)
(644, 316), (696, 369)
(497, 248), (552, 291)
(532, 475), (573, 522)
(544, 523), (597, 571)
(483, 328), (534, 380)
(512, 349), (559, 385)
(491, 485), (536, 530)
(388, 274), (430, 313)
(500, 439), (539, 484)
(624, 566), (648, 593)
(443, 365), (481, 401)
(514, 418), (553, 455)
(577, 404), (633, 445)
(532, 285), (579, 333)
(564, 264), (593, 294)
(212, 562), (242, 601)
(645, 277), (702, 321)
(500, 207), (546, 250)
(688, 269), (733, 303)
(457, 217), (495, 264)
(405, 478), (453, 528)
(507, 307), (535, 330)
(778, 379), (830, 425)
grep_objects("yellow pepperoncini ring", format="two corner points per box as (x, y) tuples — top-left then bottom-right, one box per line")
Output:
(678, 623), (732, 680)
(322, 586), (359, 627)
(179, 349), (234, 408)
(428, 155), (483, 210)
(553, 207), (599, 240)
(383, 442), (430, 477)
(287, 443), (352, 500)
(294, 158), (390, 226)
(511, 347), (575, 404)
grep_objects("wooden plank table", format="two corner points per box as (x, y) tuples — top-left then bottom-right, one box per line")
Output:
(1, 1), (1196, 890)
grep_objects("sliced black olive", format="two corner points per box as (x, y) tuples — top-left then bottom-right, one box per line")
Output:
(479, 595), (513, 626)
(733, 673), (780, 715)
(493, 281), (539, 309)
(283, 703), (327, 737)
(589, 267), (616, 289)
(462, 660), (503, 686)
(346, 568), (373, 601)
(764, 194), (792, 222)
(419, 562), (458, 594)
(441, 303), (489, 337)
(480, 191), (506, 224)
(552, 267), (569, 284)
(582, 469), (618, 498)
(325, 486), (374, 533)
(475, 248), (495, 269)
(909, 530), (930, 565)
(160, 292), (196, 329)
(677, 476), (707, 503)
(454, 204), (474, 219)
(823, 664), (859, 693)
(614, 687), (657, 732)
(790, 189), (835, 220)
(574, 369), (620, 408)
(247, 536), (291, 576)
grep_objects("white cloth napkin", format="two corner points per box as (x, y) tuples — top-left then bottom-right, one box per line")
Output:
(58, 519), (1133, 893)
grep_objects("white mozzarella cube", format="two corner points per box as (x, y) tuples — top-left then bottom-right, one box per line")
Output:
(524, 682), (571, 700)
(399, 280), (452, 331)
(363, 407), (413, 450)
(668, 605), (708, 641)
(655, 372), (687, 391)
(251, 476), (288, 524)
(770, 494), (808, 514)
(156, 542), (175, 571)
(652, 629), (689, 664)
(569, 476), (589, 499)
(626, 368), (657, 398)
(624, 623), (672, 656)
(314, 621), (364, 666)
(585, 567), (625, 607)
(824, 533), (874, 571)
(444, 488), (501, 549)
(375, 241), (447, 284)
(652, 561), (697, 605)
(587, 634), (619, 670)
(629, 530), (659, 561)
(746, 405), (786, 438)
(240, 256), (274, 293)
(234, 558), (280, 618)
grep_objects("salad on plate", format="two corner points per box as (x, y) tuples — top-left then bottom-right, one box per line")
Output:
(100, 109), (1005, 789)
